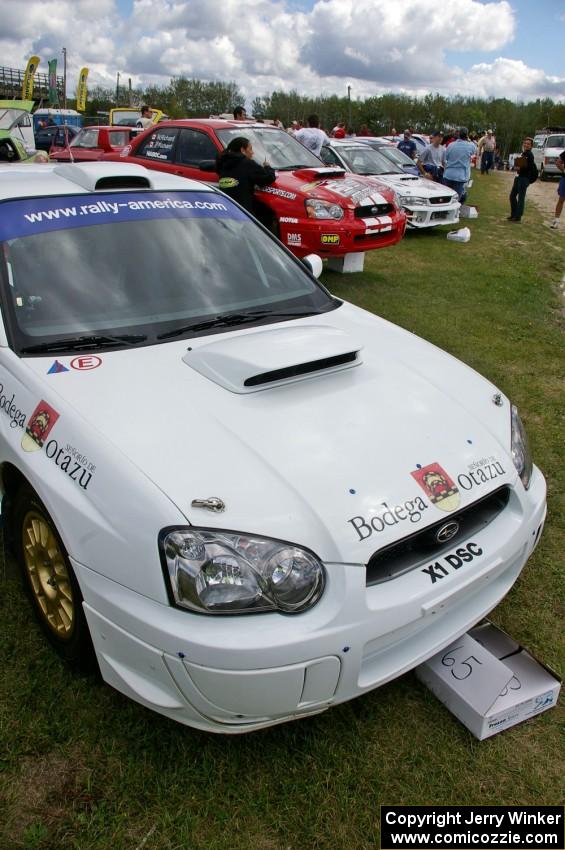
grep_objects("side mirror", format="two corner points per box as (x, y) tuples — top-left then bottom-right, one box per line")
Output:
(199, 159), (217, 172)
(301, 254), (323, 279)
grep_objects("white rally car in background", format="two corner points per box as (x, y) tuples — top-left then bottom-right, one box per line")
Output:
(0, 162), (546, 733)
(321, 140), (461, 229)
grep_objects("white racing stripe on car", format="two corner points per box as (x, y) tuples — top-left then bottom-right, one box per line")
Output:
(363, 216), (392, 229)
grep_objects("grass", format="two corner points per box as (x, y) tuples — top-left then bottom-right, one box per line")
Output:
(1, 173), (563, 850)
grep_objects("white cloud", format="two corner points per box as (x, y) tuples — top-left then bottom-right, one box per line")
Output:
(1, 0), (564, 104)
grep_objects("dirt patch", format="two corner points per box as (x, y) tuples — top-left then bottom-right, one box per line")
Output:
(0, 749), (94, 847)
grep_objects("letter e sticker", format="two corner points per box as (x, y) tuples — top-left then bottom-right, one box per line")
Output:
(71, 355), (102, 371)
(22, 400), (59, 452)
(411, 462), (460, 512)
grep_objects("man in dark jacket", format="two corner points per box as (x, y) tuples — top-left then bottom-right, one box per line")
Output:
(217, 137), (276, 214)
(508, 138), (537, 222)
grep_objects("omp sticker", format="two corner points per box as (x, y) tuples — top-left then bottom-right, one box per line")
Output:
(411, 462), (460, 512)
(0, 192), (247, 241)
(321, 233), (340, 245)
(22, 400), (59, 452)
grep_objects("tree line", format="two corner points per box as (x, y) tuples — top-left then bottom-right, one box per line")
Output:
(80, 77), (565, 155)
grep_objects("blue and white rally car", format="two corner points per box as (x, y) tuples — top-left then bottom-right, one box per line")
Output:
(0, 162), (546, 733)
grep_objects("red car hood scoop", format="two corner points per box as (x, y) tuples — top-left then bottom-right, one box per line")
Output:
(291, 167), (346, 180)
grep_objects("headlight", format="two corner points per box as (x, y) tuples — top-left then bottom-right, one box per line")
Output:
(161, 528), (325, 614)
(305, 199), (344, 220)
(511, 404), (533, 489)
(398, 195), (427, 206)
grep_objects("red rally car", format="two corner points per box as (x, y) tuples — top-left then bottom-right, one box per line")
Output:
(107, 119), (406, 258)
(50, 126), (133, 163)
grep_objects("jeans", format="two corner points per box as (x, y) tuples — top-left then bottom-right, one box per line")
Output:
(443, 178), (467, 203)
(423, 163), (444, 181)
(509, 176), (530, 220)
(481, 151), (494, 173)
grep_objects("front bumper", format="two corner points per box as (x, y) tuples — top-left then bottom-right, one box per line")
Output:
(405, 201), (460, 229)
(278, 212), (406, 258)
(77, 469), (546, 733)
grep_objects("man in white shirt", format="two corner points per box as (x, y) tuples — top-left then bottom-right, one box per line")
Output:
(478, 129), (496, 174)
(417, 131), (446, 181)
(136, 106), (153, 131)
(295, 114), (330, 158)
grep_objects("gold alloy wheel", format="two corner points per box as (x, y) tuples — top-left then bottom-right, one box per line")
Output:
(22, 510), (74, 639)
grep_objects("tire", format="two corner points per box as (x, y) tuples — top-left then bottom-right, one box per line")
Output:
(13, 486), (95, 668)
(540, 166), (546, 181)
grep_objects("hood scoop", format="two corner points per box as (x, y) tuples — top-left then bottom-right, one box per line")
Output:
(183, 325), (363, 393)
(292, 166), (346, 180)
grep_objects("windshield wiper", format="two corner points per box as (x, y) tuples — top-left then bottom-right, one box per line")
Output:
(20, 333), (148, 354)
(157, 309), (320, 340)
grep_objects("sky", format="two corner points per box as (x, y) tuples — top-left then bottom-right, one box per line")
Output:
(1, 0), (564, 105)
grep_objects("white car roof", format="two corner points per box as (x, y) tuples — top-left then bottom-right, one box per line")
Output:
(0, 162), (214, 201)
(327, 140), (370, 149)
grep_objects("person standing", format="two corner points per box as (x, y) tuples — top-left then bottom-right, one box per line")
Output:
(550, 149), (565, 229)
(508, 138), (537, 223)
(478, 129), (496, 174)
(417, 131), (445, 181)
(233, 106), (247, 120)
(397, 129), (417, 160)
(216, 137), (275, 214)
(136, 106), (153, 131)
(443, 127), (476, 202)
(295, 114), (330, 157)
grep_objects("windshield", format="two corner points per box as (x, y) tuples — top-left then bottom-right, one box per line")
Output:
(217, 127), (321, 169)
(70, 128), (99, 148)
(547, 136), (565, 148)
(0, 109), (25, 130)
(0, 191), (335, 354)
(335, 146), (403, 176)
(376, 145), (416, 169)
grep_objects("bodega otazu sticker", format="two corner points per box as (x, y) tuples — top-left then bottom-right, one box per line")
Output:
(411, 462), (460, 512)
(21, 400), (94, 490)
(22, 400), (59, 452)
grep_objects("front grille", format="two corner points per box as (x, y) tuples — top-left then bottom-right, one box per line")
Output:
(354, 230), (394, 242)
(366, 486), (510, 585)
(429, 195), (454, 205)
(355, 203), (394, 218)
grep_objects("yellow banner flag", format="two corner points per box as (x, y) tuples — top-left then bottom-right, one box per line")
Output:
(76, 67), (89, 112)
(22, 55), (40, 100)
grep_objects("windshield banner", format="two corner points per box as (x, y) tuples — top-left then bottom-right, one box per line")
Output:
(0, 192), (247, 241)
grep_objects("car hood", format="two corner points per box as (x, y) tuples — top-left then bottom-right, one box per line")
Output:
(24, 304), (516, 563)
(360, 173), (458, 199)
(263, 167), (397, 206)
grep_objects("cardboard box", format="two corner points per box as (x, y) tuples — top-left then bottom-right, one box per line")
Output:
(416, 623), (560, 739)
(327, 252), (365, 273)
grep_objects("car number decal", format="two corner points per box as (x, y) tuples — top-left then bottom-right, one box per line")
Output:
(421, 541), (483, 583)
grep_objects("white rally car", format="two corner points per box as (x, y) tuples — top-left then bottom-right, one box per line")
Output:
(0, 162), (546, 733)
(321, 140), (461, 229)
